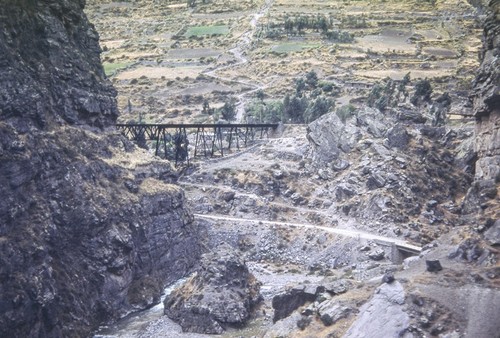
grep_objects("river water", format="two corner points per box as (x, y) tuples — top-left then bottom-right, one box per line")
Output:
(92, 262), (325, 337)
(93, 278), (188, 338)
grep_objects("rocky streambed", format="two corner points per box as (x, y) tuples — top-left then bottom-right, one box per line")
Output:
(93, 231), (402, 338)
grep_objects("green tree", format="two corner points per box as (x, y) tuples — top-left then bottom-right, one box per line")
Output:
(284, 17), (294, 35)
(263, 101), (284, 123)
(305, 70), (319, 89)
(256, 89), (265, 101)
(336, 104), (356, 123)
(397, 72), (411, 102)
(283, 94), (308, 123)
(432, 92), (451, 126)
(411, 78), (433, 105)
(367, 83), (384, 107)
(220, 98), (236, 121)
(202, 99), (214, 115)
(318, 16), (328, 33)
(367, 78), (398, 111)
(295, 78), (306, 95)
(245, 99), (284, 123)
(304, 96), (333, 123)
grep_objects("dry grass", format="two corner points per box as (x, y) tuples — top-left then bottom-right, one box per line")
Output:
(102, 140), (173, 173)
(116, 66), (206, 80)
(140, 177), (181, 195)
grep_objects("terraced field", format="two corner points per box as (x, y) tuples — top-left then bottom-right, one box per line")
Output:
(86, 0), (481, 123)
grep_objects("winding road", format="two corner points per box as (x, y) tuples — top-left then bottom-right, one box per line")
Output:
(194, 213), (422, 253)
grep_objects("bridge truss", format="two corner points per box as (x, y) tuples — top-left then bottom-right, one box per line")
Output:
(116, 123), (279, 165)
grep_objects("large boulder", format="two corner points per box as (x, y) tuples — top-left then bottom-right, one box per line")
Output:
(307, 112), (361, 164)
(272, 284), (320, 322)
(343, 282), (410, 338)
(317, 301), (352, 326)
(164, 243), (262, 334)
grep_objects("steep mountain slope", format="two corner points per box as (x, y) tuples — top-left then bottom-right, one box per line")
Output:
(0, 0), (117, 128)
(0, 0), (201, 336)
(465, 0), (500, 221)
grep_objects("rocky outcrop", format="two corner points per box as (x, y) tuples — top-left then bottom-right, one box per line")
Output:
(0, 1), (201, 337)
(471, 1), (500, 121)
(306, 107), (473, 243)
(464, 0), (499, 221)
(272, 285), (318, 322)
(270, 279), (353, 327)
(484, 219), (500, 245)
(343, 282), (410, 338)
(163, 243), (262, 334)
(0, 0), (118, 129)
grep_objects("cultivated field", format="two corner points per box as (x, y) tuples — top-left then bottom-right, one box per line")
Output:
(86, 0), (482, 124)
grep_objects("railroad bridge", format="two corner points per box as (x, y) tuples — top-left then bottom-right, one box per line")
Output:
(116, 123), (279, 165)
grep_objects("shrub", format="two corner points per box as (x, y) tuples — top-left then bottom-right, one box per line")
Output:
(336, 104), (356, 123)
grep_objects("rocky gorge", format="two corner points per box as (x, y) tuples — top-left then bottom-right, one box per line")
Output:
(0, 0), (499, 337)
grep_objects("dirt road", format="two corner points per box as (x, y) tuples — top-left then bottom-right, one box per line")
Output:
(203, 0), (276, 122)
(195, 213), (422, 253)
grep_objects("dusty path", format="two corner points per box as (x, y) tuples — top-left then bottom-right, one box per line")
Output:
(195, 214), (422, 253)
(203, 0), (276, 121)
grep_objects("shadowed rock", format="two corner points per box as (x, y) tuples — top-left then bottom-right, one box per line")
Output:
(272, 284), (322, 322)
(164, 243), (262, 334)
(426, 260), (443, 272)
(0, 1), (201, 336)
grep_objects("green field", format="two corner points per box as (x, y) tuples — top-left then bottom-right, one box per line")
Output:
(185, 25), (229, 37)
(271, 42), (320, 54)
(103, 62), (133, 76)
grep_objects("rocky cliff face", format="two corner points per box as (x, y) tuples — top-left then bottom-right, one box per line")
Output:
(464, 0), (499, 220)
(472, 0), (499, 180)
(306, 106), (474, 243)
(0, 1), (201, 336)
(0, 0), (118, 129)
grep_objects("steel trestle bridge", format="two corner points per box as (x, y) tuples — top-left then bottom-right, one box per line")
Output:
(116, 123), (279, 165)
